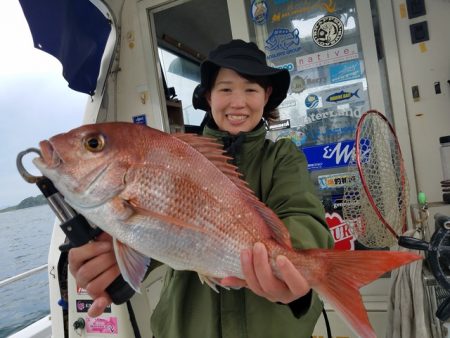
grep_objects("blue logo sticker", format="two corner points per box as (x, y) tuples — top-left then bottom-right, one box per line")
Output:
(274, 62), (294, 72)
(132, 114), (147, 125)
(250, 0), (268, 25)
(303, 140), (356, 171)
(265, 28), (301, 60)
(305, 94), (319, 108)
(329, 60), (362, 84)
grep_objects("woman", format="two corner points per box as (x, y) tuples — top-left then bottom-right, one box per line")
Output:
(69, 39), (334, 338)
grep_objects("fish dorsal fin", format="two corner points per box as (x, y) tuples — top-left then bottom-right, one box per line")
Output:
(174, 133), (293, 250)
(174, 133), (242, 180)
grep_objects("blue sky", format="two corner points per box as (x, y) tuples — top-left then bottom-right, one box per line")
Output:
(0, 0), (87, 208)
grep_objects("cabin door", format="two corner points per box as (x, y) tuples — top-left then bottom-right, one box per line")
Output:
(138, 0), (238, 133)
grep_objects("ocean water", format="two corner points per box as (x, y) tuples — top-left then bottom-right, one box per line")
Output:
(0, 205), (55, 337)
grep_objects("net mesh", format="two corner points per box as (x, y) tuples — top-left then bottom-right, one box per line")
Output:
(342, 111), (409, 248)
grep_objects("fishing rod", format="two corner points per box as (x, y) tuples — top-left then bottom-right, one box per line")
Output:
(16, 148), (135, 305)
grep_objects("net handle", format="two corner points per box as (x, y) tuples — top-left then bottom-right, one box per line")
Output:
(355, 109), (408, 239)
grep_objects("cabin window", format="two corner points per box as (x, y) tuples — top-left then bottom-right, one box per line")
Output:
(158, 48), (204, 127)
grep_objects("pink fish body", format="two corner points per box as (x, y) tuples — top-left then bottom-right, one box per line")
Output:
(33, 122), (420, 338)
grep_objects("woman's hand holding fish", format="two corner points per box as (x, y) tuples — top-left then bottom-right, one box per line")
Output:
(68, 232), (119, 317)
(221, 242), (310, 304)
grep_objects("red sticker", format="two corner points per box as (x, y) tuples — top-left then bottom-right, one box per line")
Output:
(326, 212), (355, 250)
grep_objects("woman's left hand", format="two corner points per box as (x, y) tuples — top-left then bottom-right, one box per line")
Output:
(220, 242), (310, 304)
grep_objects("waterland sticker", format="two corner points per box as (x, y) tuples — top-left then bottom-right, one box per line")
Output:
(250, 0), (268, 25)
(312, 15), (344, 48)
(86, 316), (118, 334)
(303, 104), (363, 124)
(329, 60), (362, 83)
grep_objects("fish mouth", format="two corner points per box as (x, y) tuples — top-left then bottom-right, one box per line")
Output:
(35, 140), (61, 169)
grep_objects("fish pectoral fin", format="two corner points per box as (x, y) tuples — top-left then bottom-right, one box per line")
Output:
(113, 238), (151, 293)
(197, 273), (222, 293)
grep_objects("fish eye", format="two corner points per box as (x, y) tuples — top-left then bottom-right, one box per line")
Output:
(84, 134), (105, 152)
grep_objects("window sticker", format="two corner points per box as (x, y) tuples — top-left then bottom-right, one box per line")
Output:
(329, 60), (362, 84)
(250, 0), (268, 25)
(85, 317), (118, 334)
(296, 43), (358, 71)
(265, 28), (301, 60)
(312, 15), (344, 48)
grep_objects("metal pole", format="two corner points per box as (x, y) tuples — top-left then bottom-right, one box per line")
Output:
(0, 264), (47, 288)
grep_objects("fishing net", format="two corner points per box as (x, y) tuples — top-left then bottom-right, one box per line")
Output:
(342, 110), (409, 248)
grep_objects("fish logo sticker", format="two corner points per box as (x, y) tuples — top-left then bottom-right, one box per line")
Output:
(250, 0), (268, 25)
(320, 83), (364, 107)
(265, 28), (301, 60)
(326, 88), (360, 103)
(313, 16), (344, 48)
(265, 28), (300, 51)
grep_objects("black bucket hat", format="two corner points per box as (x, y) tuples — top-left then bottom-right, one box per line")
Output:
(192, 39), (290, 112)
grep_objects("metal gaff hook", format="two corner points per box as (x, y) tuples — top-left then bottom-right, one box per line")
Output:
(16, 148), (43, 183)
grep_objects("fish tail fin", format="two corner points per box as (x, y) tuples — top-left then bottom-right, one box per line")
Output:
(354, 89), (360, 98)
(291, 249), (421, 338)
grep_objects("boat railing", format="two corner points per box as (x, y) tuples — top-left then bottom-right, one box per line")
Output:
(0, 264), (48, 288)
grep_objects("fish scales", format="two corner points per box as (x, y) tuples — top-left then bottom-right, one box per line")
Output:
(90, 135), (268, 278)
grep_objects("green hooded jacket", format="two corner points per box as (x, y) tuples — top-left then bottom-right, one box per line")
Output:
(150, 124), (334, 338)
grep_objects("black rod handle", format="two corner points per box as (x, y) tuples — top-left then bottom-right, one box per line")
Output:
(37, 177), (135, 304)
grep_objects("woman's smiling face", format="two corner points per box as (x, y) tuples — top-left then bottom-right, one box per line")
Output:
(207, 68), (272, 135)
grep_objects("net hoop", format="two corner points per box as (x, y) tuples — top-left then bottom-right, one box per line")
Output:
(355, 109), (408, 239)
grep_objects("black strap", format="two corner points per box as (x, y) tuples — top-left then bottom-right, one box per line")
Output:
(126, 300), (141, 338)
(322, 308), (332, 338)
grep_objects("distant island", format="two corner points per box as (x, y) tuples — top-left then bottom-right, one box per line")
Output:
(0, 195), (47, 213)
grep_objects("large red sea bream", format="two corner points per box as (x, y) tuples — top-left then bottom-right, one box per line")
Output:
(33, 122), (421, 338)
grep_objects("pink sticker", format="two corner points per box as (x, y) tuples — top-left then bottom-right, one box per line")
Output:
(85, 316), (118, 334)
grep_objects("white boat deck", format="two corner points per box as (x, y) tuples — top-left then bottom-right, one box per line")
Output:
(8, 315), (51, 338)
